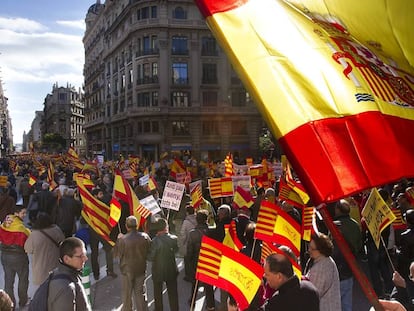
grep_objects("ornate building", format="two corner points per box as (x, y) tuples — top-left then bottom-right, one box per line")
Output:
(83, 0), (264, 161)
(42, 83), (85, 155)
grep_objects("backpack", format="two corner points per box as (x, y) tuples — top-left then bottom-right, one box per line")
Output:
(28, 272), (74, 311)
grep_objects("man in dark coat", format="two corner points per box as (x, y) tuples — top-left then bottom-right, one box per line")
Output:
(0, 186), (15, 222)
(147, 217), (179, 311)
(262, 253), (319, 311)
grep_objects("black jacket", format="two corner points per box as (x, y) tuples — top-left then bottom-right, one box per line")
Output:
(147, 232), (178, 282)
(263, 276), (319, 311)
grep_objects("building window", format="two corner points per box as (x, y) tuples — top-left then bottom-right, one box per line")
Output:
(152, 121), (159, 133)
(202, 121), (219, 135)
(202, 63), (218, 84)
(172, 63), (188, 84)
(231, 121), (248, 135)
(171, 36), (188, 55)
(202, 91), (218, 107)
(231, 90), (247, 107)
(137, 92), (151, 107)
(141, 7), (149, 19)
(152, 91), (158, 106)
(171, 91), (190, 107)
(173, 7), (187, 19)
(172, 121), (190, 136)
(152, 62), (158, 78)
(151, 6), (157, 18)
(143, 121), (151, 133)
(201, 37), (218, 56)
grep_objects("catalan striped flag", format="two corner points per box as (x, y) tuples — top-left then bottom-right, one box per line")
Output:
(196, 236), (263, 310)
(76, 178), (114, 246)
(302, 206), (316, 242)
(47, 161), (58, 191)
(194, 0), (414, 205)
(224, 153), (234, 176)
(278, 177), (306, 209)
(391, 208), (407, 230)
(254, 201), (302, 256)
(260, 241), (302, 278)
(190, 181), (203, 209)
(208, 177), (234, 198)
(67, 147), (79, 159)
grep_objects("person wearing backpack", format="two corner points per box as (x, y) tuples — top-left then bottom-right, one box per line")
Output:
(47, 237), (91, 310)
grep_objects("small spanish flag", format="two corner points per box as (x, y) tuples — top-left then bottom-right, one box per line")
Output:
(28, 174), (37, 187)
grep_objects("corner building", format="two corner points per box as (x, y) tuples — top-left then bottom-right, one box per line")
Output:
(83, 0), (264, 161)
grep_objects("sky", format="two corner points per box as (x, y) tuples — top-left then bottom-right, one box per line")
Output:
(0, 0), (99, 144)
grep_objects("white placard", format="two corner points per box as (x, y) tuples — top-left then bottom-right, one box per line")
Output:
(160, 181), (185, 211)
(139, 174), (150, 186)
(140, 195), (162, 215)
(231, 175), (251, 192)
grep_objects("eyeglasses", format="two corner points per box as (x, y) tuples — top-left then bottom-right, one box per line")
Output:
(72, 253), (87, 259)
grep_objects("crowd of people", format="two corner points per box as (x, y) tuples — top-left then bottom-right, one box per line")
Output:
(0, 156), (412, 310)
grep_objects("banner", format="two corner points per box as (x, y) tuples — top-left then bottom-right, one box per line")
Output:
(140, 195), (162, 215)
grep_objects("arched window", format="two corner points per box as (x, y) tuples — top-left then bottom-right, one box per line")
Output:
(173, 7), (187, 19)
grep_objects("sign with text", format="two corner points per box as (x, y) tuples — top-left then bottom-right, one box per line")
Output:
(139, 174), (150, 186)
(160, 181), (185, 211)
(362, 188), (396, 248)
(232, 175), (251, 192)
(140, 195), (162, 215)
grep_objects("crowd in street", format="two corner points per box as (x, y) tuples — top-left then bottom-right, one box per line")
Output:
(0, 156), (412, 311)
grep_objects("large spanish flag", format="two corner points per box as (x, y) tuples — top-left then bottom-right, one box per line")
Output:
(196, 236), (263, 310)
(195, 0), (414, 204)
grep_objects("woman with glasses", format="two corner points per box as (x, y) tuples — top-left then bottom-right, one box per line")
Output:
(304, 233), (341, 311)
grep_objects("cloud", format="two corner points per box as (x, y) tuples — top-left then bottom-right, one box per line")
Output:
(56, 19), (85, 30)
(0, 17), (47, 33)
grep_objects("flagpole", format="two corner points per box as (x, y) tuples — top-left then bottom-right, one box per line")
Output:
(189, 280), (199, 311)
(380, 236), (396, 272)
(316, 204), (384, 311)
(250, 239), (257, 259)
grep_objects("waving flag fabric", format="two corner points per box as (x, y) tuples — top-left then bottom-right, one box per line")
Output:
(232, 186), (254, 209)
(254, 201), (302, 256)
(208, 177), (234, 198)
(196, 236), (263, 310)
(113, 170), (151, 226)
(194, 0), (414, 204)
(223, 220), (244, 251)
(224, 153), (234, 177)
(261, 241), (302, 278)
(76, 178), (114, 246)
(28, 174), (37, 187)
(109, 198), (122, 228)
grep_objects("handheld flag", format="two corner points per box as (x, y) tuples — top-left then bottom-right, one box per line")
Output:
(261, 241), (302, 278)
(194, 0), (414, 205)
(76, 178), (114, 246)
(232, 186), (254, 209)
(109, 198), (122, 228)
(28, 174), (37, 187)
(254, 201), (302, 256)
(113, 170), (151, 226)
(224, 153), (234, 177)
(222, 220), (243, 251)
(196, 236), (263, 310)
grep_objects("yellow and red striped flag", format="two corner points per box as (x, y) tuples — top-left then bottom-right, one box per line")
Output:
(67, 147), (79, 159)
(223, 220), (243, 251)
(224, 153), (234, 176)
(302, 206), (316, 242)
(260, 241), (302, 278)
(391, 208), (407, 230)
(109, 198), (122, 228)
(76, 178), (114, 246)
(194, 0), (414, 205)
(254, 201), (301, 256)
(232, 186), (254, 209)
(28, 174), (37, 187)
(113, 170), (151, 226)
(74, 173), (95, 190)
(47, 161), (58, 191)
(196, 236), (263, 310)
(208, 177), (234, 199)
(190, 181), (203, 209)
